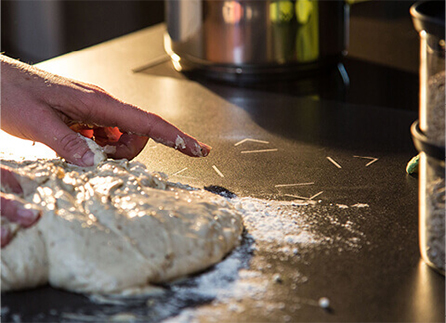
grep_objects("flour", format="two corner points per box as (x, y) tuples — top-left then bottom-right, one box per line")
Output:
(162, 197), (368, 323)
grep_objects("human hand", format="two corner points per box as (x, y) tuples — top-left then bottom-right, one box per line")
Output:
(1, 166), (41, 248)
(0, 55), (211, 167)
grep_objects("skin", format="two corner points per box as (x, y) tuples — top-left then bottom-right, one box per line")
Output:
(0, 55), (211, 247)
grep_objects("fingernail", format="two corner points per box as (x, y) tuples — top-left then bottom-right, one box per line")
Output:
(16, 206), (41, 227)
(1, 226), (11, 248)
(81, 151), (95, 167)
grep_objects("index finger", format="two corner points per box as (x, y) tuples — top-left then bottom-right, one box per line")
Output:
(72, 82), (212, 157)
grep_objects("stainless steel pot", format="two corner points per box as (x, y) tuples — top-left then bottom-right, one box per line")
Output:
(165, 0), (349, 81)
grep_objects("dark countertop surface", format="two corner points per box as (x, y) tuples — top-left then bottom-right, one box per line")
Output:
(2, 1), (444, 322)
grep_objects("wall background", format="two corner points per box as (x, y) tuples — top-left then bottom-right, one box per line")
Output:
(1, 0), (165, 64)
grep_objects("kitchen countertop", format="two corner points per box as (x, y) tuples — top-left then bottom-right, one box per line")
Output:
(1, 1), (445, 322)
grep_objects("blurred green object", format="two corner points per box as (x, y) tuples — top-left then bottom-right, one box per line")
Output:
(406, 154), (420, 174)
(270, 1), (294, 23)
(295, 0), (319, 62)
(295, 0), (313, 24)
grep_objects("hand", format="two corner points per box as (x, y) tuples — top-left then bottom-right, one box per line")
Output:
(1, 166), (41, 248)
(0, 55), (211, 167)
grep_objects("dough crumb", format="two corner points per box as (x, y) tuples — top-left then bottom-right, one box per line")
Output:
(272, 273), (282, 283)
(175, 135), (186, 150)
(318, 297), (330, 309)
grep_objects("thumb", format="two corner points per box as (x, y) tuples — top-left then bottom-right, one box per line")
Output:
(31, 113), (99, 166)
(52, 131), (103, 166)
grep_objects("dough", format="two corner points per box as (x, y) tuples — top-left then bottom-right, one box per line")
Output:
(1, 158), (243, 294)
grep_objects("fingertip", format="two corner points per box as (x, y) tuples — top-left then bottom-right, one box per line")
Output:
(16, 206), (41, 228)
(199, 142), (212, 157)
(1, 193), (42, 228)
(188, 140), (212, 157)
(0, 166), (23, 194)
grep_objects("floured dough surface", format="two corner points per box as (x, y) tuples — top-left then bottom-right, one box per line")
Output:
(1, 159), (243, 294)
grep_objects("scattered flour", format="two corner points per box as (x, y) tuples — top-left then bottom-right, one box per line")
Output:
(160, 197), (368, 323)
(351, 203), (369, 208)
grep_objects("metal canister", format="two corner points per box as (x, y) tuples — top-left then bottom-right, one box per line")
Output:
(411, 0), (445, 275)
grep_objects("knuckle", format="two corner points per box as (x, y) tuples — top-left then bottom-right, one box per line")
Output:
(81, 87), (107, 107)
(74, 85), (110, 119)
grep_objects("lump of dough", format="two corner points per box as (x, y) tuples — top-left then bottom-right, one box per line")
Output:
(1, 159), (243, 294)
(1, 220), (48, 291)
(82, 135), (107, 165)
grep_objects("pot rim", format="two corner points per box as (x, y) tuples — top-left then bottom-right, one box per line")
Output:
(411, 120), (446, 160)
(410, 0), (445, 39)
